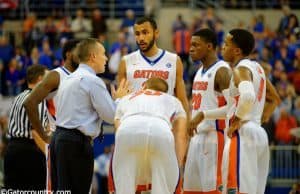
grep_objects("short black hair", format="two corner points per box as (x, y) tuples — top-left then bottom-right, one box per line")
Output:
(229, 29), (255, 56)
(62, 39), (80, 60)
(135, 17), (157, 30)
(192, 28), (217, 49)
(26, 65), (47, 84)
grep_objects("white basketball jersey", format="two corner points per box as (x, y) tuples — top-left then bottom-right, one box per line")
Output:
(46, 66), (71, 131)
(230, 59), (266, 125)
(115, 89), (186, 128)
(192, 60), (230, 131)
(124, 50), (177, 95)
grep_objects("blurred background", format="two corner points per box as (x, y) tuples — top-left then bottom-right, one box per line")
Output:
(0, 0), (299, 193)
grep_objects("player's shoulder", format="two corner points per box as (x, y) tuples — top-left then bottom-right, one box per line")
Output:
(164, 50), (178, 59)
(216, 60), (230, 68)
(163, 92), (179, 102)
(123, 50), (139, 60)
(237, 58), (256, 67)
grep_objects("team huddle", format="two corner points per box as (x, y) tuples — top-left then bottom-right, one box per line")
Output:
(4, 17), (280, 194)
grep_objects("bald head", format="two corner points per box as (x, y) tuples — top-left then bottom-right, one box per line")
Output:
(144, 77), (168, 93)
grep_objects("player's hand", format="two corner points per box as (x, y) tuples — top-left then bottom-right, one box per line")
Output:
(32, 130), (47, 155)
(188, 112), (204, 136)
(227, 116), (242, 138)
(111, 79), (132, 100)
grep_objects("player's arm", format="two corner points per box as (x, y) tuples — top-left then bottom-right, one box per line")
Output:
(114, 119), (121, 131)
(189, 67), (233, 131)
(32, 130), (47, 155)
(173, 116), (187, 170)
(24, 71), (60, 143)
(228, 66), (256, 137)
(261, 78), (281, 123)
(116, 58), (127, 86)
(175, 57), (190, 120)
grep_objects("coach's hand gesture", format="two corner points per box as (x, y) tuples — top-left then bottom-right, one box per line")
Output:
(111, 79), (132, 99)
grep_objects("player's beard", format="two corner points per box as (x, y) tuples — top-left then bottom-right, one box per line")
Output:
(138, 34), (155, 52)
(70, 59), (79, 69)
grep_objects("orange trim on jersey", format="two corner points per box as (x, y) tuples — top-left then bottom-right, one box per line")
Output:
(216, 96), (226, 130)
(136, 184), (152, 191)
(107, 154), (115, 192)
(216, 131), (224, 189)
(227, 135), (239, 189)
(183, 190), (221, 194)
(46, 146), (52, 191)
(46, 99), (56, 119)
(175, 177), (183, 194)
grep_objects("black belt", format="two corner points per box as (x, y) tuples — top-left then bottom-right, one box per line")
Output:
(9, 137), (35, 144)
(56, 126), (92, 142)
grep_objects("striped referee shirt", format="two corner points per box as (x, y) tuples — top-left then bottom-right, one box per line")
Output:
(7, 89), (48, 139)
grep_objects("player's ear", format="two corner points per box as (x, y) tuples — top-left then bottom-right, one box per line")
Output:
(154, 29), (159, 39)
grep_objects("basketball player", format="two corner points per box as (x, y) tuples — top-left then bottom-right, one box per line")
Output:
(221, 29), (280, 194)
(24, 39), (79, 134)
(111, 17), (189, 193)
(112, 77), (187, 194)
(183, 29), (231, 193)
(117, 16), (189, 117)
(23, 39), (79, 191)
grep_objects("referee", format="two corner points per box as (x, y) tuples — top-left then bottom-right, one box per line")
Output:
(4, 65), (48, 190)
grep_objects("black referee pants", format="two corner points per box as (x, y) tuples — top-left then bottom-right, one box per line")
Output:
(50, 127), (94, 194)
(4, 138), (46, 190)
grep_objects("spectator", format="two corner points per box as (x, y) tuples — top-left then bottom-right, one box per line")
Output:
(56, 16), (73, 40)
(43, 16), (57, 48)
(120, 9), (135, 30)
(120, 9), (136, 49)
(97, 33), (110, 56)
(14, 46), (28, 90)
(0, 60), (3, 95)
(91, 9), (107, 38)
(201, 6), (221, 31)
(275, 107), (297, 144)
(191, 15), (203, 33)
(5, 59), (22, 96)
(71, 9), (92, 39)
(28, 47), (40, 67)
(288, 56), (300, 94)
(38, 40), (55, 69)
(108, 44), (128, 75)
(109, 32), (131, 57)
(24, 22), (44, 55)
(293, 97), (300, 125)
(54, 38), (67, 66)
(23, 13), (36, 36)
(0, 36), (14, 66)
(277, 5), (291, 35)
(0, 16), (4, 37)
(94, 146), (112, 194)
(172, 14), (187, 33)
(285, 14), (299, 36)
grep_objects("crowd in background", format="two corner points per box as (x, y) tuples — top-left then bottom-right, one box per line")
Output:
(0, 1), (299, 193)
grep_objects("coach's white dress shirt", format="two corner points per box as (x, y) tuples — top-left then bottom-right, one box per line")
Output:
(55, 64), (116, 138)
